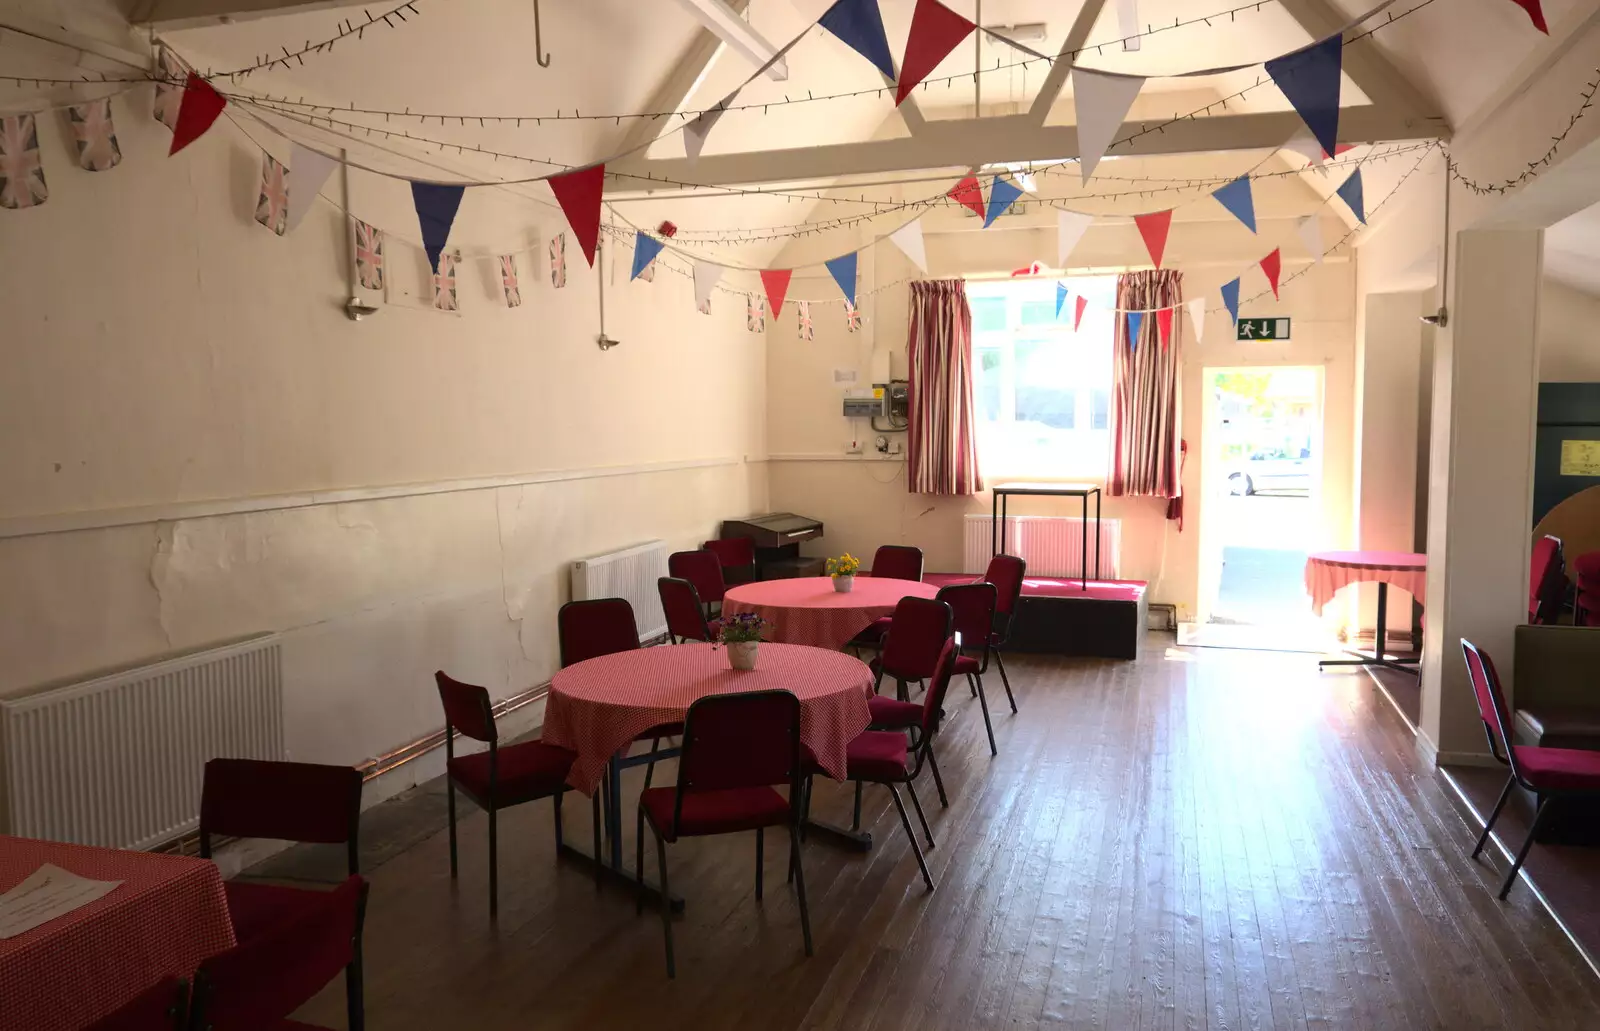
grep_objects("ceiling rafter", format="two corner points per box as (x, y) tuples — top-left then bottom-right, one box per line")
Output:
(616, 0), (751, 156)
(130, 0), (350, 30)
(1026, 0), (1110, 125)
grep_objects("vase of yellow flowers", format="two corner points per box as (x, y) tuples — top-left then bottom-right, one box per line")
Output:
(826, 553), (861, 593)
(716, 611), (772, 670)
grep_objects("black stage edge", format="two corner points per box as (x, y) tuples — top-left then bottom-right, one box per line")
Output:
(1006, 590), (1148, 660)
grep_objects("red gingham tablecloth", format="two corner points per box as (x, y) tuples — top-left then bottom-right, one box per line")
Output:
(0, 836), (235, 1031)
(721, 576), (941, 652)
(1304, 550), (1427, 617)
(543, 642), (874, 794)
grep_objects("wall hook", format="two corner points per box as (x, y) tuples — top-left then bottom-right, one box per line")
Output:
(533, 0), (552, 67)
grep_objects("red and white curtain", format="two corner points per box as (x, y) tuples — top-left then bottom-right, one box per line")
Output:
(907, 280), (983, 495)
(1110, 269), (1183, 500)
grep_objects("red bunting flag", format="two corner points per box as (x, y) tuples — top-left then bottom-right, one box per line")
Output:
(169, 73), (225, 156)
(1261, 248), (1282, 299)
(1508, 0), (1548, 32)
(948, 175), (985, 218)
(548, 163), (605, 267)
(897, 0), (976, 105)
(1156, 307), (1174, 349)
(1134, 209), (1173, 269)
(761, 268), (793, 318)
(1074, 294), (1088, 332)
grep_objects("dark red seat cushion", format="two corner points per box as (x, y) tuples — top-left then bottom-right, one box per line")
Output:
(867, 695), (922, 729)
(447, 739), (575, 806)
(640, 785), (791, 840)
(1514, 745), (1600, 792)
(845, 730), (910, 783)
(954, 654), (980, 675)
(224, 881), (329, 943)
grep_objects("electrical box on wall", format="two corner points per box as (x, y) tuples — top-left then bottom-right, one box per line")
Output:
(843, 386), (887, 418)
(879, 381), (909, 420)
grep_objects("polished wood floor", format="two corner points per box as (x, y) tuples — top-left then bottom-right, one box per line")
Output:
(288, 639), (1600, 1030)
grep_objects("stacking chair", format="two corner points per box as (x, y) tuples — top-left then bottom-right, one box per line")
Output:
(869, 545), (924, 581)
(659, 576), (715, 643)
(702, 537), (757, 585)
(668, 549), (727, 619)
(1460, 639), (1600, 899)
(939, 581), (1004, 756)
(85, 978), (187, 1031)
(1575, 552), (1600, 626)
(1529, 534), (1567, 625)
(436, 672), (596, 915)
(864, 596), (954, 816)
(189, 875), (368, 1031)
(198, 758), (363, 942)
(983, 553), (1028, 714)
(636, 690), (812, 978)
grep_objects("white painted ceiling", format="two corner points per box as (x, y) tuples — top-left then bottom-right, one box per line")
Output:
(1545, 202), (1600, 296)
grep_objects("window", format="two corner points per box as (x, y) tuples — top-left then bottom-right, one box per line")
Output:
(967, 276), (1116, 479)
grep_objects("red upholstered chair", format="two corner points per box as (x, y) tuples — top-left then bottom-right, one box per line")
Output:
(869, 545), (925, 581)
(862, 596), (953, 819)
(668, 549), (726, 618)
(635, 690), (812, 978)
(939, 581), (1004, 757)
(198, 759), (362, 943)
(1575, 552), (1600, 626)
(983, 553), (1028, 714)
(189, 875), (368, 1031)
(436, 672), (597, 915)
(1529, 535), (1567, 625)
(703, 537), (757, 585)
(1460, 639), (1600, 899)
(85, 977), (186, 1031)
(659, 576), (715, 644)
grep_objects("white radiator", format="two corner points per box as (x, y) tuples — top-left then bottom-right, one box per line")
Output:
(1, 635), (283, 850)
(962, 515), (1121, 579)
(570, 539), (669, 641)
(962, 515), (1021, 574)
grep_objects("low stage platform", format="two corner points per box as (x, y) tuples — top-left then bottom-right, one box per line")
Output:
(925, 574), (1148, 660)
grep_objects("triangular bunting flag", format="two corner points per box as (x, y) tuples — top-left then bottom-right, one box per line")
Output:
(694, 262), (724, 310)
(897, 0), (976, 104)
(1127, 310), (1145, 352)
(1058, 210), (1093, 267)
(1265, 35), (1342, 159)
(548, 164), (604, 267)
(169, 73), (225, 156)
(1508, 0), (1548, 32)
(1118, 0), (1141, 51)
(1220, 278), (1241, 327)
(287, 143), (337, 231)
(818, 0), (896, 79)
(1187, 297), (1206, 342)
(1056, 282), (1069, 319)
(1156, 307), (1174, 349)
(411, 182), (465, 274)
(631, 231), (665, 280)
(1072, 68), (1144, 183)
(1134, 209), (1173, 268)
(1211, 175), (1257, 233)
(984, 176), (1024, 228)
(1074, 294), (1088, 331)
(826, 252), (859, 306)
(889, 218), (929, 272)
(948, 176), (985, 218)
(1282, 131), (1328, 174)
(1336, 168), (1366, 224)
(684, 92), (736, 164)
(1260, 248), (1283, 299)
(761, 268), (793, 318)
(1296, 215), (1324, 262)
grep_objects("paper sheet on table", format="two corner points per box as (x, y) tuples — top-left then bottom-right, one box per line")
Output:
(0, 863), (122, 939)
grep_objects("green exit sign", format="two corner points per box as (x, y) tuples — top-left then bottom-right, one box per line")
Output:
(1237, 317), (1291, 341)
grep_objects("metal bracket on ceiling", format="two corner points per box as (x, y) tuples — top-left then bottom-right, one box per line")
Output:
(533, 0), (552, 67)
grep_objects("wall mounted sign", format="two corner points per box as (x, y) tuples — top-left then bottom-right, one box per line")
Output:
(1559, 440), (1600, 477)
(1237, 316), (1291, 341)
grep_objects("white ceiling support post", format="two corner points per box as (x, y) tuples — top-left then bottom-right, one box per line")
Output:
(669, 0), (787, 80)
(1025, 0), (1107, 125)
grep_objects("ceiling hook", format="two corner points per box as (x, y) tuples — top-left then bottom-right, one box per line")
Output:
(533, 0), (552, 67)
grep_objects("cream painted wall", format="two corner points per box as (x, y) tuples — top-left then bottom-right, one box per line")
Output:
(0, 87), (767, 771)
(1539, 278), (1600, 382)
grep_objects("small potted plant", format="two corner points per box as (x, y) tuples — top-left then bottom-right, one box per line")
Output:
(826, 552), (861, 593)
(716, 611), (772, 670)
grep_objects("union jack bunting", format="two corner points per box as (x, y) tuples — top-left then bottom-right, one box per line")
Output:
(747, 296), (765, 333)
(549, 232), (567, 289)
(152, 47), (189, 130)
(68, 98), (121, 171)
(254, 152), (288, 236)
(638, 257), (656, 283)
(0, 114), (48, 210)
(354, 219), (385, 291)
(433, 250), (460, 311)
(697, 294), (712, 315)
(500, 254), (522, 307)
(797, 301), (813, 341)
(845, 302), (862, 332)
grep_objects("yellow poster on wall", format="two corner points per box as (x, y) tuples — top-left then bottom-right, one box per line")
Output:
(1560, 440), (1600, 477)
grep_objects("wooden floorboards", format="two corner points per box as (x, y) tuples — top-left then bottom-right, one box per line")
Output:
(290, 639), (1600, 1030)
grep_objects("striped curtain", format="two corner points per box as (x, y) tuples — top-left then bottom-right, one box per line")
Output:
(907, 280), (983, 495)
(1110, 269), (1183, 499)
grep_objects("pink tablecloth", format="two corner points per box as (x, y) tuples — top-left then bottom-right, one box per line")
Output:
(0, 836), (236, 1031)
(722, 576), (941, 652)
(543, 642), (874, 793)
(1305, 550), (1427, 616)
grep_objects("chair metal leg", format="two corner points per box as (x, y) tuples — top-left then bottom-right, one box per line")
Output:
(642, 736), (661, 792)
(655, 831), (676, 978)
(487, 806), (498, 917)
(591, 792), (603, 889)
(888, 785), (935, 892)
(972, 672), (997, 756)
(552, 791), (564, 851)
(446, 781), (458, 878)
(873, 665), (884, 695)
(852, 781), (863, 831)
(896, 677), (909, 703)
(790, 828), (814, 957)
(755, 827), (765, 901)
(1473, 775), (1516, 860)
(635, 805), (647, 914)
(905, 779), (934, 849)
(927, 748), (949, 808)
(346, 955), (365, 1031)
(994, 650), (1019, 713)
(1498, 796), (1553, 900)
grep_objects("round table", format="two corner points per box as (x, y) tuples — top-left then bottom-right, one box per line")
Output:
(543, 642), (874, 794)
(722, 576), (941, 652)
(1304, 550), (1426, 674)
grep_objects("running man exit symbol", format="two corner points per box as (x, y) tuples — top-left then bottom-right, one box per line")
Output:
(1237, 317), (1291, 341)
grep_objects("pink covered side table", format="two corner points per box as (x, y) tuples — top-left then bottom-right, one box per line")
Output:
(1305, 550), (1427, 675)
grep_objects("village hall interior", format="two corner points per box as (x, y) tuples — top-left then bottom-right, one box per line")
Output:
(6, 0), (1600, 1028)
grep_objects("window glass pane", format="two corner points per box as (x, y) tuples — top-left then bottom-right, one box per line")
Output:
(971, 297), (1007, 332)
(1091, 389), (1110, 430)
(1018, 300), (1055, 326)
(976, 347), (1003, 422)
(1014, 339), (1076, 429)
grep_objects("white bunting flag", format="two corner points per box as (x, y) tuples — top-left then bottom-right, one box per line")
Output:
(889, 218), (929, 273)
(1072, 68), (1145, 183)
(1297, 214), (1324, 262)
(1057, 210), (1093, 267)
(1282, 131), (1328, 174)
(1118, 0), (1141, 51)
(287, 143), (338, 232)
(684, 91), (737, 165)
(693, 261), (724, 310)
(1187, 297), (1206, 342)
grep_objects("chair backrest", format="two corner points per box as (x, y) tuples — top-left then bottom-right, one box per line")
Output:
(917, 639), (961, 740)
(937, 582), (998, 665)
(1530, 534), (1567, 624)
(871, 545), (924, 582)
(1575, 550), (1600, 587)
(702, 537), (756, 569)
(658, 576), (712, 643)
(85, 977), (186, 1031)
(879, 596), (953, 681)
(191, 875), (366, 1031)
(558, 598), (640, 667)
(985, 553), (1028, 620)
(1460, 639), (1515, 770)
(670, 691), (803, 833)
(668, 549), (726, 604)
(435, 671), (497, 743)
(199, 759), (362, 874)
